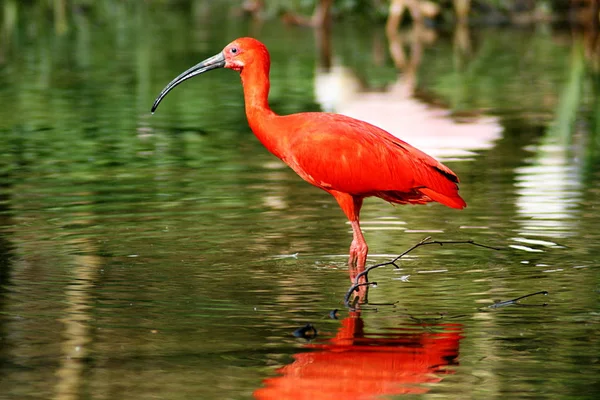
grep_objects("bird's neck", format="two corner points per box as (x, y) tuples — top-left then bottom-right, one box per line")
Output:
(240, 64), (274, 117)
(240, 64), (283, 157)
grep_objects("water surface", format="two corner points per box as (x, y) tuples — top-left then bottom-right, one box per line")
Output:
(0, 2), (599, 399)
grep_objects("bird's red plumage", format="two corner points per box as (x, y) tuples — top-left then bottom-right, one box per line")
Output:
(230, 37), (465, 213)
(152, 36), (466, 273)
(255, 112), (466, 210)
(227, 37), (466, 271)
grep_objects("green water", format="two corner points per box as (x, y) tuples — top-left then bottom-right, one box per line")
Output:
(0, 2), (599, 399)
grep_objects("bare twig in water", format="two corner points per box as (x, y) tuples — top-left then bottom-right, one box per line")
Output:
(344, 237), (502, 308)
(487, 291), (549, 309)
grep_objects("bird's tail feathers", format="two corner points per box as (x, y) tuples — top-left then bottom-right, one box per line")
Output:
(418, 187), (466, 209)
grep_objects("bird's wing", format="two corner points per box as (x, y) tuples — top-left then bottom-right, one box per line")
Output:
(279, 113), (464, 207)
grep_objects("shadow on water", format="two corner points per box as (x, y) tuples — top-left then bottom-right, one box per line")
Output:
(0, 173), (15, 381)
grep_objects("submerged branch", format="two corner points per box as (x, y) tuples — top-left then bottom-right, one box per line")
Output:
(487, 291), (549, 308)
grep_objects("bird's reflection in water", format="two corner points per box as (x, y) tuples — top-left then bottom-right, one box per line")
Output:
(254, 312), (462, 399)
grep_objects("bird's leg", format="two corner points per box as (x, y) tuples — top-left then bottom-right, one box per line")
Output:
(348, 219), (369, 305)
(329, 191), (367, 271)
(329, 191), (369, 303)
(349, 220), (368, 271)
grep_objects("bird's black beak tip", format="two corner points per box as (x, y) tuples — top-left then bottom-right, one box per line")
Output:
(150, 51), (225, 115)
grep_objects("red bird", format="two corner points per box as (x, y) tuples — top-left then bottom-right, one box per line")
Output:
(152, 37), (465, 272)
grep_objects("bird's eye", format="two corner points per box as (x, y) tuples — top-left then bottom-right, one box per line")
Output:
(231, 47), (238, 54)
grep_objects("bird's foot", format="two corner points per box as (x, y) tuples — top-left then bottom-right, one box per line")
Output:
(348, 240), (368, 270)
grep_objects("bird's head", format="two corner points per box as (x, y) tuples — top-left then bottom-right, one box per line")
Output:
(151, 37), (269, 113)
(222, 37), (269, 72)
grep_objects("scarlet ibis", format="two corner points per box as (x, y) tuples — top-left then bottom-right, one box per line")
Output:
(151, 37), (466, 272)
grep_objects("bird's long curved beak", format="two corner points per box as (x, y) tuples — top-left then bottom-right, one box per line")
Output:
(151, 52), (226, 113)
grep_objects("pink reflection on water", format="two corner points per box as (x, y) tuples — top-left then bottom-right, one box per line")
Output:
(314, 26), (502, 161)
